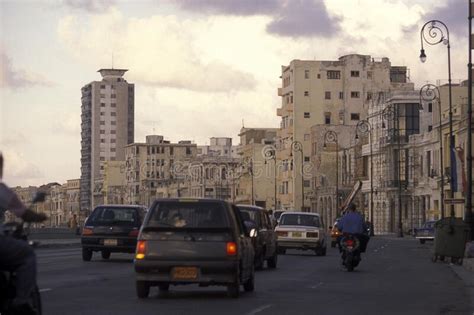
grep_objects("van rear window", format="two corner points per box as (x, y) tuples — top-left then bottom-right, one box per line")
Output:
(147, 202), (229, 228)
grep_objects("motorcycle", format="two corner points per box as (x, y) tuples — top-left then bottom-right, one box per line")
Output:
(0, 192), (46, 315)
(340, 233), (361, 272)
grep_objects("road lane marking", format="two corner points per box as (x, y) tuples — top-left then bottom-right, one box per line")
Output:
(246, 304), (272, 315)
(39, 288), (52, 293)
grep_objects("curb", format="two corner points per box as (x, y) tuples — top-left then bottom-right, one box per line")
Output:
(34, 241), (81, 249)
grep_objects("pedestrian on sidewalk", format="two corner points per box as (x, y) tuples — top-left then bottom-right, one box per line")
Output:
(70, 214), (79, 235)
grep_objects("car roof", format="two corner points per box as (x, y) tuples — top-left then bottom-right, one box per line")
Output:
(280, 211), (320, 217)
(236, 204), (265, 211)
(94, 204), (146, 209)
(151, 198), (230, 204)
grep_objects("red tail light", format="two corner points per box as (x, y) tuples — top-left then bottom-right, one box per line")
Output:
(135, 240), (146, 260)
(128, 229), (139, 237)
(277, 231), (288, 237)
(345, 239), (354, 246)
(226, 242), (237, 256)
(82, 227), (93, 236)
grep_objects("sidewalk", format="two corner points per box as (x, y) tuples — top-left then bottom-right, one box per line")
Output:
(34, 238), (81, 248)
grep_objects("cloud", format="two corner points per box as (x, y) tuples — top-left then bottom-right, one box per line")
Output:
(57, 10), (256, 92)
(266, 0), (341, 38)
(52, 111), (81, 136)
(62, 0), (116, 13)
(423, 0), (467, 37)
(175, 0), (342, 38)
(175, 0), (281, 16)
(0, 50), (53, 89)
(0, 149), (44, 187)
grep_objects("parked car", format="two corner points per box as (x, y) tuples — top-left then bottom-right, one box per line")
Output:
(330, 219), (342, 248)
(134, 198), (256, 298)
(275, 212), (327, 256)
(237, 205), (278, 270)
(414, 220), (436, 244)
(81, 205), (147, 261)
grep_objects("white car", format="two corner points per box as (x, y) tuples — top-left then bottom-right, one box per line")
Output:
(275, 212), (327, 256)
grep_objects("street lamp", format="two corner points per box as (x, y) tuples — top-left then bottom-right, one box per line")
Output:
(355, 120), (375, 236)
(382, 105), (404, 237)
(323, 131), (339, 214)
(290, 141), (304, 211)
(264, 145), (278, 210)
(420, 19), (455, 217)
(420, 84), (445, 219)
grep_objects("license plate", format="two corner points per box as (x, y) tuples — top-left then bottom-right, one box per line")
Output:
(292, 232), (302, 237)
(104, 239), (117, 246)
(172, 267), (198, 280)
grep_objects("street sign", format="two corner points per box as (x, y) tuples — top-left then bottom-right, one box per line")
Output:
(444, 198), (465, 204)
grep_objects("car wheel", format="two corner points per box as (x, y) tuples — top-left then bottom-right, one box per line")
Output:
(267, 250), (278, 269)
(255, 250), (265, 270)
(277, 247), (286, 255)
(158, 283), (169, 292)
(243, 266), (255, 292)
(82, 248), (92, 262)
(101, 251), (111, 260)
(419, 239), (425, 244)
(136, 281), (150, 299)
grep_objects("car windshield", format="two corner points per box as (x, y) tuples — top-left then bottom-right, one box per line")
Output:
(147, 201), (229, 228)
(279, 214), (321, 227)
(237, 207), (259, 224)
(87, 207), (139, 226)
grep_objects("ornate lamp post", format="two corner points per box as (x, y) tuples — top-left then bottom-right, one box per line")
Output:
(382, 105), (404, 237)
(264, 145), (278, 210)
(420, 20), (455, 217)
(355, 120), (375, 236)
(290, 141), (304, 211)
(420, 84), (445, 218)
(323, 131), (339, 213)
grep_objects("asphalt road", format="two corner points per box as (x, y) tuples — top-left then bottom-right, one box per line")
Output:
(37, 237), (471, 315)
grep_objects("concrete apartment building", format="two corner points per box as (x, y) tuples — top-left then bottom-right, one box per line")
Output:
(80, 69), (134, 213)
(125, 135), (197, 206)
(276, 54), (413, 211)
(236, 127), (279, 208)
(198, 137), (239, 158)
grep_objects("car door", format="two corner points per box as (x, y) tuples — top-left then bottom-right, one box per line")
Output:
(231, 205), (253, 280)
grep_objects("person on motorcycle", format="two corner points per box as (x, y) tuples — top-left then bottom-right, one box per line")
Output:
(0, 152), (47, 314)
(336, 203), (369, 252)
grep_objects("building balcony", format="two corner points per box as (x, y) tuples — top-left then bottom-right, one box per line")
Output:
(277, 108), (283, 117)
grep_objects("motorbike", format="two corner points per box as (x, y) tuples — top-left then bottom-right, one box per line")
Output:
(340, 233), (361, 272)
(0, 192), (46, 315)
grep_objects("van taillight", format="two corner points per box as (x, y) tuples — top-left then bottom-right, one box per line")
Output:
(82, 227), (94, 236)
(136, 240), (146, 260)
(226, 242), (237, 256)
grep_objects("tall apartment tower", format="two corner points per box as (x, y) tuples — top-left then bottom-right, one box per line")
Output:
(80, 69), (134, 212)
(276, 54), (413, 211)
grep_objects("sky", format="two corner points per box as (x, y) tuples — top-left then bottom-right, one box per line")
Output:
(0, 0), (470, 187)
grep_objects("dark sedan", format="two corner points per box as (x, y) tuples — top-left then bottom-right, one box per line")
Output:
(81, 205), (147, 261)
(237, 205), (278, 270)
(134, 198), (256, 298)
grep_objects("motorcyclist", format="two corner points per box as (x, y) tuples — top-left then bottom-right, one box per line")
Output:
(336, 203), (369, 253)
(0, 152), (47, 314)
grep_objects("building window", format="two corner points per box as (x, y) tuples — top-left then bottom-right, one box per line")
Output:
(304, 70), (310, 79)
(428, 125), (433, 131)
(111, 130), (116, 134)
(100, 139), (105, 143)
(428, 103), (432, 113)
(325, 113), (331, 125)
(317, 74), (321, 79)
(111, 112), (116, 116)
(100, 121), (105, 125)
(304, 91), (309, 97)
(367, 92), (372, 100)
(325, 91), (331, 99)
(304, 156), (310, 162)
(304, 112), (310, 118)
(339, 92), (344, 99)
(111, 148), (116, 152)
(100, 103), (105, 107)
(111, 121), (116, 125)
(111, 103), (116, 108)
(304, 134), (310, 141)
(351, 71), (360, 77)
(100, 84), (106, 89)
(367, 71), (373, 79)
(186, 147), (192, 155)
(290, 94), (293, 103)
(351, 91), (360, 98)
(170, 147), (174, 155)
(111, 94), (116, 98)
(100, 94), (105, 98)
(100, 157), (105, 161)
(100, 112), (105, 116)
(327, 70), (341, 80)
(304, 180), (310, 188)
(100, 130), (105, 134)
(351, 113), (360, 120)
(111, 139), (116, 143)
(111, 85), (115, 89)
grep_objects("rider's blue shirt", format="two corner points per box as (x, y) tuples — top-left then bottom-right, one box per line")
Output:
(337, 211), (365, 234)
